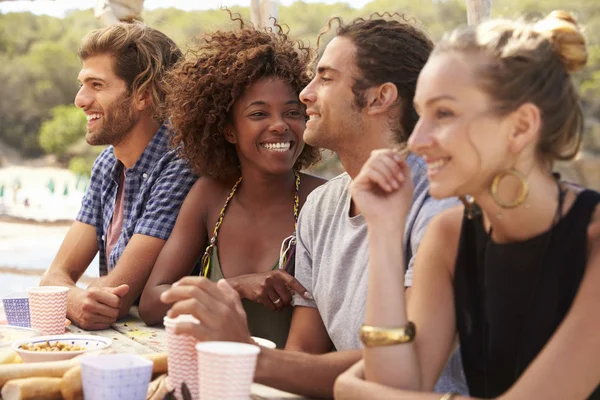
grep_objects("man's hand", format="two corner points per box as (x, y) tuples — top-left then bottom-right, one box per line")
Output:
(69, 284), (129, 330)
(228, 270), (312, 311)
(160, 277), (252, 343)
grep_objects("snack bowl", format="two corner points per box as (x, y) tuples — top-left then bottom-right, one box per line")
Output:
(251, 336), (276, 349)
(12, 334), (112, 363)
(0, 326), (40, 348)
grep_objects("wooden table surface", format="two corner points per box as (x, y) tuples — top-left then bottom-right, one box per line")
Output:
(66, 308), (307, 400)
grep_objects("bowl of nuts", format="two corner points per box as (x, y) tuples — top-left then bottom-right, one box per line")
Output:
(12, 334), (112, 363)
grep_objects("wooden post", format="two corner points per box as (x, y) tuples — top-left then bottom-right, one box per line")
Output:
(250, 0), (261, 27)
(260, 0), (278, 29)
(465, 0), (492, 25)
(250, 0), (278, 29)
(94, 0), (144, 25)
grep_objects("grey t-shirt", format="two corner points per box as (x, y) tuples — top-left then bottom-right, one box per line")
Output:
(293, 154), (468, 394)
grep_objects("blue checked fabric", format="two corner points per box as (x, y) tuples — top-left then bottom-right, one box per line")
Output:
(77, 124), (197, 276)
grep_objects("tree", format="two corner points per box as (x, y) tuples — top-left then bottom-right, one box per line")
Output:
(38, 105), (87, 157)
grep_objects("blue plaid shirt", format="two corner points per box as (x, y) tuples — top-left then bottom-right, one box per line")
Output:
(77, 124), (197, 276)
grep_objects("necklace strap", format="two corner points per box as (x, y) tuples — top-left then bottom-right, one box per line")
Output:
(200, 176), (242, 277)
(201, 171), (301, 277)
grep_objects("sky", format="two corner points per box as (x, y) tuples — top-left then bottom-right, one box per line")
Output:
(0, 0), (371, 18)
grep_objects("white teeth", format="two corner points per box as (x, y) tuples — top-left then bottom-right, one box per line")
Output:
(86, 113), (102, 122)
(262, 142), (291, 152)
(427, 159), (448, 171)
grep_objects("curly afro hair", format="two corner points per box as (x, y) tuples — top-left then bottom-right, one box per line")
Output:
(165, 15), (321, 180)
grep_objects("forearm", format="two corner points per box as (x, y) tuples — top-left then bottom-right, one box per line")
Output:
(364, 223), (421, 390)
(336, 375), (470, 400)
(255, 349), (362, 398)
(139, 284), (172, 326)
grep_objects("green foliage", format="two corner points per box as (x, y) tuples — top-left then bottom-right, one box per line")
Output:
(68, 155), (94, 177)
(0, 0), (598, 171)
(38, 105), (87, 156)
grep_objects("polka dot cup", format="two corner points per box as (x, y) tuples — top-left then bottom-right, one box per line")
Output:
(81, 354), (153, 400)
(2, 292), (31, 328)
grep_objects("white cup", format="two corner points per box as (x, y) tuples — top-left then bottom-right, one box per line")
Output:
(196, 341), (260, 400)
(81, 354), (153, 400)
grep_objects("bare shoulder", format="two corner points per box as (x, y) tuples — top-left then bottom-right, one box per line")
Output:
(181, 176), (236, 220)
(298, 172), (327, 205)
(187, 176), (235, 204)
(429, 204), (464, 238)
(416, 204), (464, 277)
(587, 201), (600, 244)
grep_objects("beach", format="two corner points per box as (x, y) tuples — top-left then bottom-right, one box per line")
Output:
(0, 221), (97, 294)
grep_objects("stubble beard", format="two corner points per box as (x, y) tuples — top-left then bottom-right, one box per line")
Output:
(86, 93), (136, 146)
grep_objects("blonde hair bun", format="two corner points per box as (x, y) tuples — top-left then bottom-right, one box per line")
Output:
(534, 10), (587, 73)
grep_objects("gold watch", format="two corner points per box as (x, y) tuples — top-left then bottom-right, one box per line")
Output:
(359, 321), (416, 346)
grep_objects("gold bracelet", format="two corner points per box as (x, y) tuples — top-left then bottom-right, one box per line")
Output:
(439, 393), (458, 400)
(359, 321), (416, 346)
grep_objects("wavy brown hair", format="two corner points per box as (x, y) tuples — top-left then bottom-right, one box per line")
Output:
(78, 23), (182, 124)
(166, 15), (321, 180)
(316, 13), (433, 144)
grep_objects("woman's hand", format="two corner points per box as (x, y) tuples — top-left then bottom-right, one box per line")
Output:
(334, 360), (366, 399)
(228, 270), (311, 311)
(350, 149), (415, 227)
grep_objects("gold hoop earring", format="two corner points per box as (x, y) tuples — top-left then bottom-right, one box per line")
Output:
(489, 169), (529, 209)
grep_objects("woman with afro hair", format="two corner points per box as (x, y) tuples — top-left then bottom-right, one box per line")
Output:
(138, 15), (325, 348)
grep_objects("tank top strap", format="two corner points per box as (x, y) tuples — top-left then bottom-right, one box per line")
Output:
(200, 177), (242, 277)
(564, 189), (600, 229)
(200, 172), (301, 278)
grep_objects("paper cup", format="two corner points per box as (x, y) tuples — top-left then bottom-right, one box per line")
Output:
(81, 354), (153, 400)
(164, 314), (200, 400)
(27, 286), (68, 335)
(2, 292), (31, 328)
(196, 341), (260, 400)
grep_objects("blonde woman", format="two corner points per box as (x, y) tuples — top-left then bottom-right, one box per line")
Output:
(336, 11), (600, 400)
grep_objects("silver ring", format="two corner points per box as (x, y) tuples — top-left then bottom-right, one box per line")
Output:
(273, 298), (282, 305)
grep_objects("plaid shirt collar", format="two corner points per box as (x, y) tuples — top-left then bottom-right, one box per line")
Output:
(109, 124), (171, 182)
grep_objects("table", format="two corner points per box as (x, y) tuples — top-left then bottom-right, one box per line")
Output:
(66, 308), (307, 399)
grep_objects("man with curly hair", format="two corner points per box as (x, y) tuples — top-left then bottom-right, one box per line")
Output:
(161, 15), (467, 398)
(40, 23), (197, 331)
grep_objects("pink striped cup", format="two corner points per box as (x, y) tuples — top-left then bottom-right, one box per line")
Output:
(27, 286), (68, 335)
(196, 341), (260, 400)
(164, 314), (200, 400)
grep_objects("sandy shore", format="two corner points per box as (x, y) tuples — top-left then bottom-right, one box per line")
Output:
(0, 221), (98, 294)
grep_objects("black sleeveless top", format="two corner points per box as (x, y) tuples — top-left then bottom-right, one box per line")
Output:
(454, 189), (600, 399)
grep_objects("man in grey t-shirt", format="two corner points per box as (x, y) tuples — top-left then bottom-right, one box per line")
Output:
(158, 16), (467, 398)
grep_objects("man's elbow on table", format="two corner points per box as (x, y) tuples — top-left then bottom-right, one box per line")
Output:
(137, 298), (164, 326)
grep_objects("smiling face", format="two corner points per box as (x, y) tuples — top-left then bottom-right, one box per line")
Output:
(75, 54), (137, 146)
(299, 36), (364, 151)
(226, 77), (306, 176)
(409, 52), (517, 199)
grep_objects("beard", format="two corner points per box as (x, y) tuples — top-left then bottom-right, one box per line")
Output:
(304, 108), (364, 152)
(86, 92), (136, 146)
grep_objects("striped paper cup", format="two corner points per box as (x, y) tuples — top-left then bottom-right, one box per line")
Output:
(27, 286), (68, 335)
(164, 314), (200, 400)
(196, 341), (260, 400)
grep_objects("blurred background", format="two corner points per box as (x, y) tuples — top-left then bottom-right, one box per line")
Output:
(0, 0), (598, 295)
